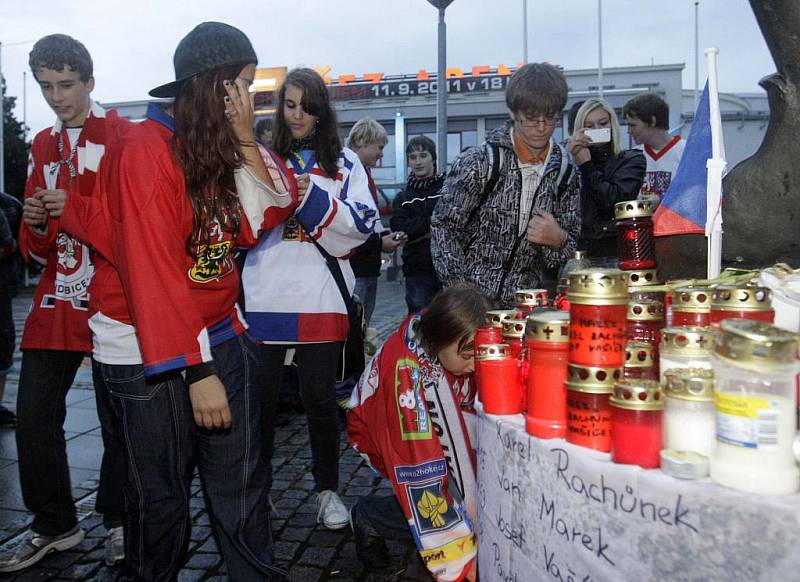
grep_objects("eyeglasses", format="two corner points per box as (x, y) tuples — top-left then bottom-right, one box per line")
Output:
(514, 114), (560, 129)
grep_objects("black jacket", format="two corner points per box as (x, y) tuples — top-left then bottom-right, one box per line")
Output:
(390, 174), (445, 277)
(0, 192), (23, 297)
(577, 148), (646, 258)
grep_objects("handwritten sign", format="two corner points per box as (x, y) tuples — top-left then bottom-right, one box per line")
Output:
(476, 410), (800, 582)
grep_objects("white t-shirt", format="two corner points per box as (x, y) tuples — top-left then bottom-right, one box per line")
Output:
(638, 135), (686, 206)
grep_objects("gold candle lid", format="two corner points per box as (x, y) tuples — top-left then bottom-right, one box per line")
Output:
(514, 288), (548, 308)
(671, 287), (712, 313)
(660, 327), (714, 354)
(625, 342), (655, 368)
(710, 285), (772, 312)
(627, 300), (664, 322)
(614, 199), (655, 220)
(567, 268), (629, 306)
(501, 318), (527, 339)
(714, 319), (798, 370)
(624, 269), (661, 288)
(664, 368), (714, 402)
(610, 380), (665, 411)
(484, 310), (520, 328)
(475, 343), (512, 361)
(565, 364), (622, 394)
(525, 310), (570, 342)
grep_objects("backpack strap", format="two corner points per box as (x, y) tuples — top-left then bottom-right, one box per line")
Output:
(464, 142), (503, 228)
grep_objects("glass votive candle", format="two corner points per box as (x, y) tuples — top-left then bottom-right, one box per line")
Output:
(624, 269), (664, 304)
(614, 200), (656, 270)
(515, 288), (549, 313)
(623, 341), (657, 381)
(485, 309), (521, 329)
(670, 286), (711, 328)
(664, 368), (716, 457)
(526, 311), (570, 439)
(565, 363), (621, 452)
(610, 380), (665, 468)
(659, 326), (714, 384)
(709, 285), (774, 329)
(568, 269), (629, 369)
(476, 343), (521, 415)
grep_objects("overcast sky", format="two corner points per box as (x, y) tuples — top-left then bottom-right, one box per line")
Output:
(1, 0), (774, 135)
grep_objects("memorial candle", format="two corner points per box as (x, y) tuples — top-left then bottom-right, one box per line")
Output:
(565, 364), (621, 452)
(476, 343), (522, 415)
(664, 368), (716, 457)
(526, 311), (570, 439)
(567, 268), (629, 369)
(709, 285), (774, 328)
(610, 380), (665, 469)
(614, 200), (656, 270)
(710, 319), (800, 495)
(671, 287), (712, 328)
(624, 269), (664, 304)
(659, 327), (714, 384)
(515, 288), (549, 313)
(623, 341), (657, 381)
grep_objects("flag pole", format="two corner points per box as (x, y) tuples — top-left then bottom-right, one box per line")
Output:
(705, 47), (726, 279)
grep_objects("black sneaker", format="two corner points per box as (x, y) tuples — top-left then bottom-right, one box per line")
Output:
(0, 405), (16, 428)
(349, 507), (389, 570)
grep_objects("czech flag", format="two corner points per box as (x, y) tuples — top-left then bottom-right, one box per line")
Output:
(653, 82), (713, 236)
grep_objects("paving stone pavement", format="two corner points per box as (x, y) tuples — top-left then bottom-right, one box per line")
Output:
(0, 275), (427, 581)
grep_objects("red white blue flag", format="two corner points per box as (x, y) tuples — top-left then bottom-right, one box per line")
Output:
(653, 82), (713, 236)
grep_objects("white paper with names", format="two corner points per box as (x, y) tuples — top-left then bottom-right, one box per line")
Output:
(476, 410), (800, 582)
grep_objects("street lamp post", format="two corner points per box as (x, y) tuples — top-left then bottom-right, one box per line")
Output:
(597, 0), (603, 99)
(427, 0), (454, 174)
(0, 39), (34, 194)
(523, 0), (529, 64)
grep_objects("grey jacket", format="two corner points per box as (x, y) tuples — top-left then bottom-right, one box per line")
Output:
(430, 122), (581, 307)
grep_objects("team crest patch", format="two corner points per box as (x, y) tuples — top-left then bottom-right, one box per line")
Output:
(395, 358), (432, 441)
(408, 479), (463, 534)
(189, 240), (233, 283)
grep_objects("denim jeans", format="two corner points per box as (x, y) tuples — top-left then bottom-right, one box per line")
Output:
(353, 276), (378, 326)
(260, 342), (343, 493)
(404, 273), (442, 313)
(101, 334), (281, 581)
(16, 349), (125, 535)
(353, 494), (414, 543)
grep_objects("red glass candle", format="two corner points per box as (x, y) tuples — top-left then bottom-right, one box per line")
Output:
(502, 318), (529, 410)
(623, 342), (658, 381)
(709, 285), (774, 329)
(478, 346), (523, 415)
(614, 200), (656, 270)
(526, 311), (570, 439)
(474, 326), (503, 350)
(567, 269), (629, 369)
(565, 364), (621, 452)
(515, 288), (549, 313)
(625, 301), (664, 376)
(609, 380), (664, 468)
(474, 343), (510, 402)
(624, 269), (665, 304)
(670, 287), (711, 328)
(485, 309), (521, 329)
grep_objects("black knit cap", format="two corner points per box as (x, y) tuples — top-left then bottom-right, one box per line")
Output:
(149, 22), (257, 98)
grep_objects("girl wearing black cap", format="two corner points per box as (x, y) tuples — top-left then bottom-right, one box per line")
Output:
(242, 68), (380, 531)
(61, 23), (297, 580)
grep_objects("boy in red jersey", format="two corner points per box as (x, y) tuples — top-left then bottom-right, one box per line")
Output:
(0, 35), (127, 573)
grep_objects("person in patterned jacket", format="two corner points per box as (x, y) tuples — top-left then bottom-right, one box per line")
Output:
(0, 34), (128, 573)
(431, 63), (581, 307)
(348, 285), (494, 581)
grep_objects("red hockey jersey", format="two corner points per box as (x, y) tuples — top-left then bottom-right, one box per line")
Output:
(59, 103), (297, 375)
(348, 314), (478, 581)
(19, 102), (125, 351)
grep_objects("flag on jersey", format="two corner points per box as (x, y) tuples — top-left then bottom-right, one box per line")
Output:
(653, 82), (715, 236)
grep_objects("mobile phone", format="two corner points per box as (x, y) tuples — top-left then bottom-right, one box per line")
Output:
(393, 233), (402, 241)
(585, 128), (611, 144)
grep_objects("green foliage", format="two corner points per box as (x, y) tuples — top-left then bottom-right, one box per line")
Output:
(2, 77), (29, 200)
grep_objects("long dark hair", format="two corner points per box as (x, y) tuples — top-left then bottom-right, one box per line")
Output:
(418, 284), (496, 356)
(272, 68), (341, 178)
(172, 64), (244, 255)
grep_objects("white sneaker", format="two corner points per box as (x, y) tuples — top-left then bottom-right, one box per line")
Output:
(316, 490), (349, 530)
(104, 526), (125, 566)
(0, 526), (84, 573)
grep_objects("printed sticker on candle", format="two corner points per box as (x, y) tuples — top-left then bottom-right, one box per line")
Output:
(715, 393), (781, 450)
(569, 315), (626, 367)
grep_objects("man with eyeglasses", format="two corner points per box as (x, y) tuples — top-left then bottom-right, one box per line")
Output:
(431, 62), (581, 307)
